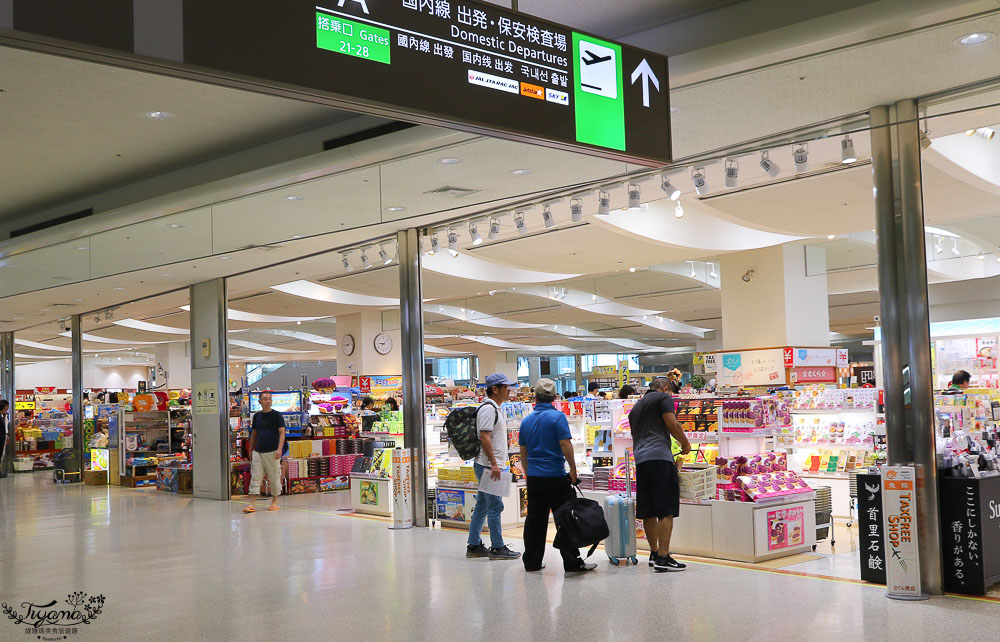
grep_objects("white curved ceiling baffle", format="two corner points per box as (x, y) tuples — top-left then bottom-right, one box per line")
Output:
(422, 250), (583, 283)
(228, 339), (314, 354)
(424, 344), (469, 355)
(495, 285), (661, 317)
(15, 353), (72, 360)
(57, 331), (173, 345)
(457, 335), (576, 352)
(593, 200), (806, 251)
(625, 315), (711, 337)
(178, 305), (330, 323)
(114, 318), (190, 334)
(14, 338), (119, 353)
(270, 280), (400, 307)
(431, 304), (547, 329)
(256, 329), (337, 346)
(926, 129), (1000, 192)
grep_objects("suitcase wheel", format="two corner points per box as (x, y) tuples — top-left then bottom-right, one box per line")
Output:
(630, 557), (638, 565)
(609, 557), (620, 566)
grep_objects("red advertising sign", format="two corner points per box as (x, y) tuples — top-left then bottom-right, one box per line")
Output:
(782, 348), (793, 368)
(793, 367), (837, 383)
(359, 377), (372, 394)
(34, 386), (57, 394)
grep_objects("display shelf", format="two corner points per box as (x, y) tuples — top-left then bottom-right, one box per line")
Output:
(788, 442), (874, 450)
(798, 471), (851, 481)
(789, 408), (878, 414)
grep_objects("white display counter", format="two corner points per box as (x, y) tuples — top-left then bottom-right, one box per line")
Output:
(350, 473), (393, 517)
(582, 490), (817, 563)
(433, 481), (523, 529)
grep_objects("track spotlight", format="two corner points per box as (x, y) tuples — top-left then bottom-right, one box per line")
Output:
(759, 150), (780, 177)
(660, 175), (681, 200)
(951, 239), (960, 256)
(692, 168), (709, 196)
(570, 197), (583, 223)
(934, 235), (943, 254)
(793, 144), (809, 173)
(469, 222), (482, 246)
(966, 129), (977, 136)
(841, 135), (858, 164)
(428, 234), (439, 255)
(598, 190), (611, 215)
(447, 229), (459, 257)
(488, 217), (501, 240)
(542, 204), (557, 229)
(361, 249), (373, 270)
(977, 251), (985, 261)
(514, 211), (528, 235)
(979, 127), (996, 141)
(379, 244), (393, 265)
(627, 183), (641, 210)
(342, 254), (353, 272)
(725, 160), (739, 188)
(628, 267), (636, 273)
(709, 263), (718, 279)
(688, 261), (697, 278)
(674, 202), (684, 219)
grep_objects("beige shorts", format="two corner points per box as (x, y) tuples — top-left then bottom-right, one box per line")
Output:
(250, 450), (282, 497)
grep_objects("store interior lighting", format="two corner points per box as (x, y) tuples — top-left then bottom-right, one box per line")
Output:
(978, 251), (986, 260)
(447, 228), (459, 255)
(759, 150), (780, 177)
(488, 217), (501, 240)
(979, 127), (996, 141)
(360, 249), (373, 270)
(709, 263), (718, 279)
(725, 160), (739, 188)
(598, 190), (611, 215)
(469, 222), (483, 246)
(692, 168), (709, 196)
(514, 211), (528, 235)
(341, 253), (353, 272)
(934, 235), (943, 254)
(428, 234), (439, 255)
(841, 135), (858, 163)
(570, 197), (583, 223)
(951, 239), (960, 256)
(793, 144), (809, 172)
(688, 261), (697, 278)
(542, 204), (557, 229)
(660, 175), (681, 200)
(674, 202), (684, 219)
(379, 244), (392, 265)
(627, 183), (641, 210)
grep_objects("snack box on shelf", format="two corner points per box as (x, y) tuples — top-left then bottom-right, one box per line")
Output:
(737, 471), (812, 502)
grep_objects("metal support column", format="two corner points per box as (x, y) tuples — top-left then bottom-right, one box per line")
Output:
(397, 229), (428, 527)
(1, 331), (14, 475)
(894, 98), (942, 594)
(574, 354), (583, 394)
(71, 315), (84, 471)
(870, 101), (943, 595)
(189, 279), (231, 500)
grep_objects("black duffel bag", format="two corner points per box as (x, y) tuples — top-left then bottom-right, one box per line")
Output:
(553, 485), (610, 558)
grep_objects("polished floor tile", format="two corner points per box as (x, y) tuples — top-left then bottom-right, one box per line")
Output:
(1, 472), (996, 641)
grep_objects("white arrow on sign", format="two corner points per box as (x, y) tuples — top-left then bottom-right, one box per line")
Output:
(630, 58), (660, 108)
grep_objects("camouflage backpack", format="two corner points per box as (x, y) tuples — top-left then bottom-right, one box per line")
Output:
(444, 403), (498, 461)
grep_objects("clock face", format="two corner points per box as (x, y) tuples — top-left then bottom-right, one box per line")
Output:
(341, 334), (355, 356)
(373, 332), (393, 355)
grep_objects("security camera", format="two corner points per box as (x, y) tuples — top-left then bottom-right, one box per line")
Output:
(741, 270), (754, 283)
(873, 315), (880, 324)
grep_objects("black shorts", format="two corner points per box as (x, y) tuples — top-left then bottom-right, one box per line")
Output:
(635, 460), (680, 519)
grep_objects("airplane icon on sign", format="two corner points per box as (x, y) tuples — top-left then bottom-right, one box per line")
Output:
(578, 41), (617, 98)
(582, 50), (612, 66)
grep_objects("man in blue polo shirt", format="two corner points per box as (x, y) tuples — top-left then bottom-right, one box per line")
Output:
(518, 379), (596, 574)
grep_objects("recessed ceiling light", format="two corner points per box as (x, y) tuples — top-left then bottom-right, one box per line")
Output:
(956, 32), (995, 46)
(510, 169), (532, 175)
(160, 273), (173, 277)
(112, 287), (125, 291)
(219, 255), (232, 260)
(145, 111), (174, 120)
(74, 246), (89, 251)
(437, 157), (461, 164)
(168, 223), (185, 229)
(827, 234), (836, 240)
(385, 206), (406, 212)
(285, 195), (304, 201)
(73, 298), (83, 302)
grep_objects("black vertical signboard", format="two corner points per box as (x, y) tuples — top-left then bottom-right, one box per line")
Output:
(939, 476), (1000, 595)
(857, 473), (887, 584)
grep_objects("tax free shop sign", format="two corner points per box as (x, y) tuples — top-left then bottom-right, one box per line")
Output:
(306, 0), (671, 164)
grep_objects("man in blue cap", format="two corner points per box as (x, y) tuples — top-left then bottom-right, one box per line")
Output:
(466, 372), (521, 561)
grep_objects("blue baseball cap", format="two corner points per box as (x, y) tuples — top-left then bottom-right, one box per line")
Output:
(485, 373), (518, 388)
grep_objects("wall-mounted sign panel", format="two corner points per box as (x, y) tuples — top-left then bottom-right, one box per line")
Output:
(182, 0), (671, 165)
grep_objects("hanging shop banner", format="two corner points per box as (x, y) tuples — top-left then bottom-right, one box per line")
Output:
(881, 466), (922, 599)
(34, 387), (57, 395)
(391, 448), (414, 529)
(836, 348), (849, 367)
(592, 365), (617, 376)
(369, 375), (403, 395)
(857, 472), (887, 584)
(359, 376), (372, 394)
(618, 360), (629, 387)
(14, 392), (35, 411)
(717, 349), (785, 387)
(703, 353), (717, 374)
(791, 367), (837, 383)
(792, 348), (837, 368)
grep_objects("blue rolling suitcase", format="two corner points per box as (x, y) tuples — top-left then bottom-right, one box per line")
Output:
(603, 464), (638, 566)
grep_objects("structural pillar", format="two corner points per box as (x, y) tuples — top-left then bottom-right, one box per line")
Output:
(476, 351), (518, 382)
(0, 331), (13, 475)
(71, 315), (84, 471)
(527, 357), (541, 386)
(398, 229), (427, 527)
(872, 101), (942, 594)
(574, 354), (583, 394)
(189, 279), (231, 500)
(335, 311), (402, 376)
(718, 244), (830, 350)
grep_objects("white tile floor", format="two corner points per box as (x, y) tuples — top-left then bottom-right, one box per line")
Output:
(1, 472), (996, 641)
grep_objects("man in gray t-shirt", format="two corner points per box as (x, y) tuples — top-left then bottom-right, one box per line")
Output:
(627, 378), (691, 572)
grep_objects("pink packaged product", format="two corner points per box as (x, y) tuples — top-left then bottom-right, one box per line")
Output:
(737, 471), (811, 502)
